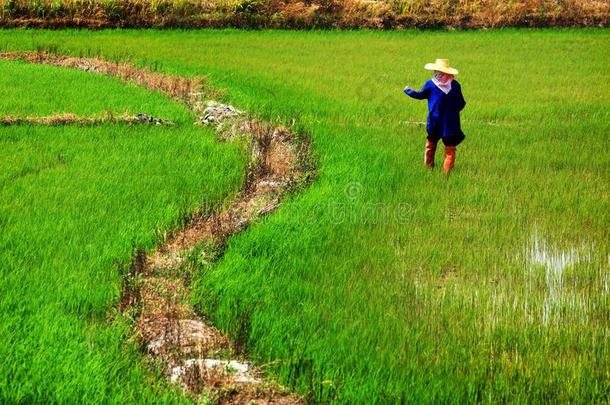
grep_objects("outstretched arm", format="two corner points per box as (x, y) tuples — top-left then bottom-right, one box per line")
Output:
(404, 82), (430, 100)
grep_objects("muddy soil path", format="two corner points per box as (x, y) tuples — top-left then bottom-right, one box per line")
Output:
(0, 51), (308, 404)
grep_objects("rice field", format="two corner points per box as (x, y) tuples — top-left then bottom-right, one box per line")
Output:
(0, 29), (608, 403)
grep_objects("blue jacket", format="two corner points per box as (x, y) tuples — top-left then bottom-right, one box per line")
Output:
(404, 79), (466, 138)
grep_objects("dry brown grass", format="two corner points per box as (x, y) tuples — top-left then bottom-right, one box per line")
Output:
(0, 112), (173, 126)
(0, 0), (606, 29)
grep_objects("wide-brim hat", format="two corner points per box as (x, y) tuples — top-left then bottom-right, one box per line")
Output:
(424, 59), (458, 75)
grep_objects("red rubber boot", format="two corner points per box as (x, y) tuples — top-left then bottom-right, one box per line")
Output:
(444, 146), (456, 174)
(424, 140), (437, 168)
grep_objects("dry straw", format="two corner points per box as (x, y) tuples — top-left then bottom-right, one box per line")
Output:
(0, 0), (607, 29)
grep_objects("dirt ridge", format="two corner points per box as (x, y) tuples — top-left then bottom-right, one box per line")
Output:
(0, 112), (174, 126)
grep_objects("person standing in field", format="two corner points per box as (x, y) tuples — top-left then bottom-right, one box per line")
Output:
(404, 59), (466, 174)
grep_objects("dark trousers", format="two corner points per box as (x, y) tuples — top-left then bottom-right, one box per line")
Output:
(426, 117), (465, 147)
(426, 131), (465, 147)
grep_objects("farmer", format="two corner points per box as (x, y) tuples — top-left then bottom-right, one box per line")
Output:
(404, 59), (466, 174)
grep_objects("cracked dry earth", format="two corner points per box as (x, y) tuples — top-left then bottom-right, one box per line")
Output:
(0, 51), (304, 404)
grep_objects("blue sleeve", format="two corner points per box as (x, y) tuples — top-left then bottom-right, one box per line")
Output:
(404, 81), (430, 100)
(456, 84), (466, 111)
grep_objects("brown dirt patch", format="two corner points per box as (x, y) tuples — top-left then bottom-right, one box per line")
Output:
(0, 112), (174, 126)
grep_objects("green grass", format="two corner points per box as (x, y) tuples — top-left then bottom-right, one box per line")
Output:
(0, 59), (193, 122)
(0, 59), (247, 403)
(0, 29), (608, 403)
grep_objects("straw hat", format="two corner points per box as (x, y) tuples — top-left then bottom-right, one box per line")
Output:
(424, 59), (458, 75)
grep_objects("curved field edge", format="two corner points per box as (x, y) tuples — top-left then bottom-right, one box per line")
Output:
(0, 0), (608, 30)
(1, 29), (609, 403)
(0, 58), (193, 123)
(0, 61), (248, 403)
